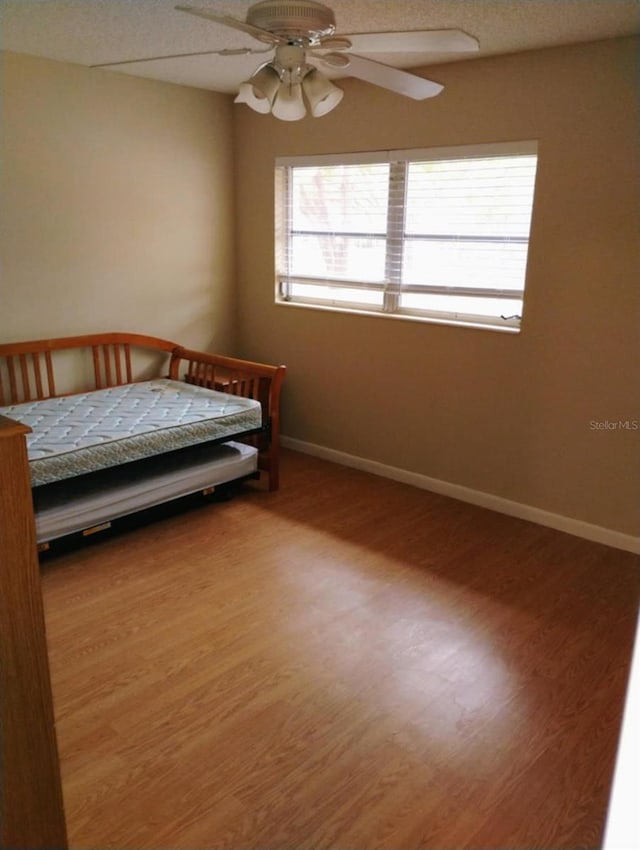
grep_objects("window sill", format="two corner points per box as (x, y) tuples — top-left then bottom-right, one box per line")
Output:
(274, 299), (522, 334)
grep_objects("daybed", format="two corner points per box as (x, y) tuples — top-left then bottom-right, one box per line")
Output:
(0, 333), (285, 548)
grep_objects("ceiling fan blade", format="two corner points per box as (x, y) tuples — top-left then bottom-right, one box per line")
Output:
(343, 30), (479, 54)
(313, 50), (350, 68)
(316, 36), (352, 51)
(175, 4), (286, 44)
(91, 46), (271, 68)
(333, 54), (443, 100)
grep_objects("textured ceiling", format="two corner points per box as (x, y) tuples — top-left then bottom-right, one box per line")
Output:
(2, 0), (640, 93)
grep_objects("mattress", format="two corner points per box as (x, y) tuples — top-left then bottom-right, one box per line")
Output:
(33, 440), (258, 543)
(0, 379), (262, 486)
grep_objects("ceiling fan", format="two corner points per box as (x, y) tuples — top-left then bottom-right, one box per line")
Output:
(94, 1), (479, 121)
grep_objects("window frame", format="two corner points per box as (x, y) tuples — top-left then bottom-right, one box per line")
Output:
(275, 141), (539, 333)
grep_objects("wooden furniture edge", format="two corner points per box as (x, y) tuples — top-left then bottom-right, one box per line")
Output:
(0, 332), (178, 357)
(0, 417), (68, 849)
(0, 413), (31, 437)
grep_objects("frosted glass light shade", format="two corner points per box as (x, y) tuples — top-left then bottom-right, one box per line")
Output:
(302, 68), (344, 117)
(250, 64), (281, 102)
(272, 83), (306, 121)
(234, 82), (271, 114)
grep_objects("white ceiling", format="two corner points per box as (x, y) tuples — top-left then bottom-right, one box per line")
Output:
(2, 0), (639, 93)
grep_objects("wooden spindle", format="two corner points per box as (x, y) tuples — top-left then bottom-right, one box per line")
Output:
(32, 353), (44, 399)
(92, 347), (102, 389)
(124, 345), (133, 383)
(103, 345), (113, 387)
(7, 357), (18, 403)
(19, 354), (31, 401)
(114, 345), (123, 385)
(45, 352), (55, 398)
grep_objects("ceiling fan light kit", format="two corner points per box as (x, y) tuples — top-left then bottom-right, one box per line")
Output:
(235, 42), (343, 119)
(302, 67), (344, 116)
(243, 62), (281, 104)
(235, 80), (272, 113)
(272, 80), (306, 120)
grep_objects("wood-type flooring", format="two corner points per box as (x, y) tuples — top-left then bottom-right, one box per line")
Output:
(41, 449), (640, 849)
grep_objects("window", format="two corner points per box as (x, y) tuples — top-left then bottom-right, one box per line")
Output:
(275, 142), (538, 331)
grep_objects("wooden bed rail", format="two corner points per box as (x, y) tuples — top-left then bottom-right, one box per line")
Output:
(170, 347), (286, 491)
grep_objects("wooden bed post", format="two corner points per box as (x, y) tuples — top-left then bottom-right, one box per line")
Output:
(0, 416), (68, 850)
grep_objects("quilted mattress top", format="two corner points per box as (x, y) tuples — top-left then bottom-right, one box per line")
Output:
(0, 378), (262, 486)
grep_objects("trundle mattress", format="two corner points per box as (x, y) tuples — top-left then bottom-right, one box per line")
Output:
(0, 379), (262, 486)
(33, 440), (257, 543)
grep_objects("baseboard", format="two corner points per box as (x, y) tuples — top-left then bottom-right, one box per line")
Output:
(281, 436), (640, 555)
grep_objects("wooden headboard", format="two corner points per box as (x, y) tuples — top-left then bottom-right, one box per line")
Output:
(0, 333), (176, 403)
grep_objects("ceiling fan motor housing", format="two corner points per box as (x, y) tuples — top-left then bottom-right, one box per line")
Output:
(247, 0), (337, 42)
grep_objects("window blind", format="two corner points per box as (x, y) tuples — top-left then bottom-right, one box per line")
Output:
(275, 142), (538, 330)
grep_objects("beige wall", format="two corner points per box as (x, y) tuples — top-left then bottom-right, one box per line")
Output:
(1, 51), (236, 353)
(2, 41), (638, 537)
(233, 37), (640, 536)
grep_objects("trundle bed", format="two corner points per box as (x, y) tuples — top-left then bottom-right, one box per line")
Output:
(0, 333), (285, 548)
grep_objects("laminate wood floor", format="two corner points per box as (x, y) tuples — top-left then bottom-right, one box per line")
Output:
(41, 449), (640, 850)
